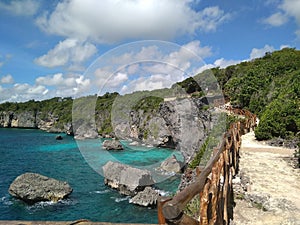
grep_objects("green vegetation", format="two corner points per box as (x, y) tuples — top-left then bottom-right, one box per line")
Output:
(189, 137), (210, 169)
(181, 48), (299, 143)
(95, 92), (119, 134)
(175, 77), (202, 94)
(216, 48), (299, 141)
(132, 96), (163, 113)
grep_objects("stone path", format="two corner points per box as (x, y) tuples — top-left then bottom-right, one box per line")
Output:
(232, 131), (300, 225)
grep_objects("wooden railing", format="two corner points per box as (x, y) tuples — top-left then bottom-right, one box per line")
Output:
(157, 109), (257, 225)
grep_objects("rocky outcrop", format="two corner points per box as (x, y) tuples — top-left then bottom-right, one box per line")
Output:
(56, 135), (63, 140)
(73, 123), (99, 140)
(102, 140), (123, 150)
(159, 155), (183, 173)
(102, 161), (155, 196)
(0, 111), (37, 128)
(8, 173), (72, 204)
(0, 110), (70, 134)
(113, 97), (214, 163)
(129, 187), (159, 207)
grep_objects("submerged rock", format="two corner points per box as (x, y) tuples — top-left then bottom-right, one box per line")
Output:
(130, 186), (159, 207)
(102, 161), (155, 196)
(9, 173), (72, 204)
(56, 135), (63, 140)
(159, 154), (183, 173)
(102, 140), (123, 150)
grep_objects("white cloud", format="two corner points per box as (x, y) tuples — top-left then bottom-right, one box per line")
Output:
(181, 41), (212, 58)
(263, 0), (300, 37)
(262, 12), (288, 26)
(196, 6), (231, 32)
(88, 40), (212, 94)
(213, 58), (242, 68)
(280, 44), (291, 49)
(36, 73), (76, 87)
(95, 71), (128, 89)
(250, 45), (275, 60)
(0, 0), (40, 16)
(34, 38), (97, 69)
(0, 83), (49, 103)
(0, 72), (92, 103)
(281, 0), (300, 37)
(36, 73), (91, 96)
(36, 0), (230, 43)
(120, 73), (174, 94)
(0, 74), (14, 84)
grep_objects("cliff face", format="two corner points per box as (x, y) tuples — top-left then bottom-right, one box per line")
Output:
(0, 110), (70, 133)
(113, 97), (215, 163)
(0, 95), (219, 163)
(0, 111), (37, 128)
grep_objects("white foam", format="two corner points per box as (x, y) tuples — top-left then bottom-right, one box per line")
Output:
(94, 190), (111, 194)
(0, 196), (13, 206)
(112, 196), (130, 203)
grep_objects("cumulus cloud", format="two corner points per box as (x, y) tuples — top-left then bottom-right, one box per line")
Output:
(0, 74), (14, 84)
(213, 58), (242, 68)
(263, 0), (300, 37)
(34, 38), (97, 69)
(36, 73), (91, 96)
(89, 40), (211, 94)
(262, 12), (288, 26)
(0, 0), (40, 16)
(36, 0), (230, 43)
(0, 72), (93, 103)
(36, 73), (76, 87)
(250, 45), (275, 59)
(95, 71), (128, 89)
(0, 83), (49, 103)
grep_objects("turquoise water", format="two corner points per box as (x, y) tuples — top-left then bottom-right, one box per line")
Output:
(0, 128), (182, 223)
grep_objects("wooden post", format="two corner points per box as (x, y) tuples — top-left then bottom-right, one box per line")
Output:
(200, 179), (211, 225)
(222, 149), (230, 224)
(157, 197), (172, 224)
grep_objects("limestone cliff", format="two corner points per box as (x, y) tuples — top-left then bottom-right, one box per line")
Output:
(112, 95), (218, 163)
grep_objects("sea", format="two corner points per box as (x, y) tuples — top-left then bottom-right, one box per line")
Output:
(0, 128), (183, 224)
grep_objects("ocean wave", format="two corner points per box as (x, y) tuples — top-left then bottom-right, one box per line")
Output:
(157, 190), (170, 197)
(92, 189), (111, 194)
(111, 196), (130, 203)
(26, 198), (75, 211)
(0, 196), (13, 206)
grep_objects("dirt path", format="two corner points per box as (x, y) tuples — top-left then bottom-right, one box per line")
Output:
(232, 131), (300, 225)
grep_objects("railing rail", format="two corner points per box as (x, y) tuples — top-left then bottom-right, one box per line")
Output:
(158, 108), (257, 225)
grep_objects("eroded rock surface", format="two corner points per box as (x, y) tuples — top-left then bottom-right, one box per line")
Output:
(130, 187), (159, 207)
(102, 161), (155, 196)
(102, 140), (123, 150)
(9, 173), (72, 204)
(159, 154), (183, 173)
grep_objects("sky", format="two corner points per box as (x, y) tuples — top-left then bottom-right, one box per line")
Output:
(0, 0), (300, 103)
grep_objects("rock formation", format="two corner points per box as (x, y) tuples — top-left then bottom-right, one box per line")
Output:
(73, 123), (99, 140)
(102, 140), (123, 150)
(159, 154), (183, 173)
(129, 186), (159, 207)
(8, 173), (72, 204)
(102, 161), (155, 196)
(113, 97), (214, 164)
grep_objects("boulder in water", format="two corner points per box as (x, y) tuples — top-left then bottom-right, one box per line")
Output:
(103, 140), (123, 150)
(130, 186), (159, 207)
(159, 154), (183, 173)
(56, 135), (63, 140)
(8, 173), (72, 204)
(102, 161), (155, 196)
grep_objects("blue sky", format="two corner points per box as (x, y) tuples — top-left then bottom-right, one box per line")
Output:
(0, 0), (300, 102)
